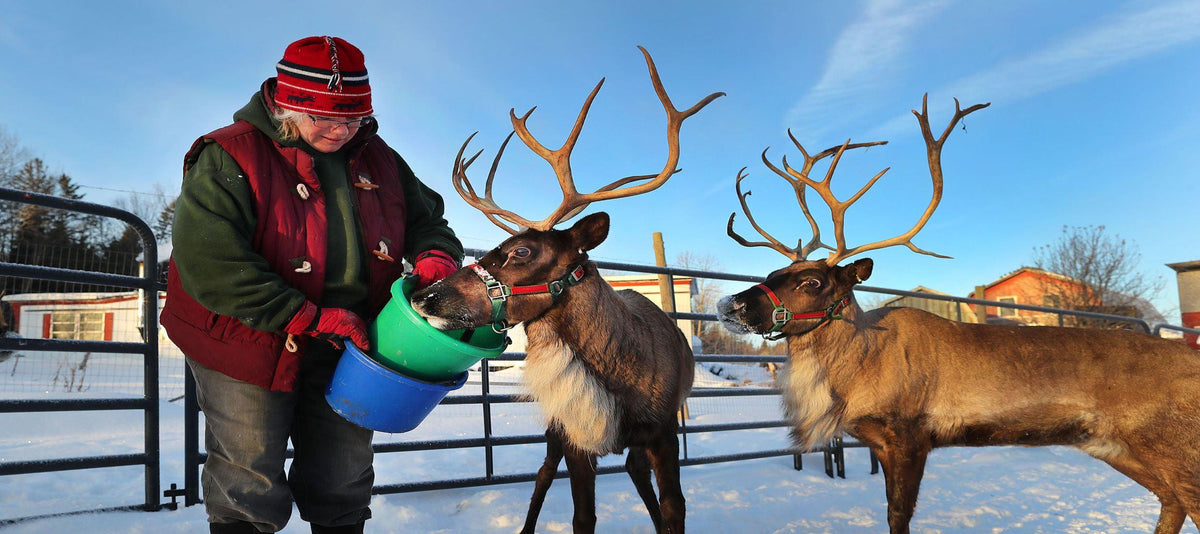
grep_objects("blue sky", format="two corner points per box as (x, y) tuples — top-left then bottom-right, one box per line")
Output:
(1, 0), (1197, 322)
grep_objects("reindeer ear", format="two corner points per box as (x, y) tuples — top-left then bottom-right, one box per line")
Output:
(568, 212), (610, 252)
(842, 258), (873, 284)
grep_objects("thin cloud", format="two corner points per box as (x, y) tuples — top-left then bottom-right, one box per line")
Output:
(870, 0), (1200, 139)
(784, 0), (952, 140)
(0, 15), (26, 51)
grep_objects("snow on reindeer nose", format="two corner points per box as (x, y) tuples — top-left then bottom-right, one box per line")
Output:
(716, 295), (751, 333)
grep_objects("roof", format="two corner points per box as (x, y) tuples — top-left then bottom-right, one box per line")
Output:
(978, 267), (1079, 291)
(2, 291), (166, 305)
(3, 291), (137, 303)
(877, 286), (953, 307)
(604, 274), (693, 286)
(1167, 260), (1200, 273)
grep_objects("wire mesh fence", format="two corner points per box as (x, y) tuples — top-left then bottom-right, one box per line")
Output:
(0, 222), (180, 399)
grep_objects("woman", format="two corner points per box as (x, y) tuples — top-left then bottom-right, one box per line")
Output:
(161, 36), (462, 534)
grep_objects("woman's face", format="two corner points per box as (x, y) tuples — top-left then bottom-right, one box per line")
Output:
(296, 115), (366, 153)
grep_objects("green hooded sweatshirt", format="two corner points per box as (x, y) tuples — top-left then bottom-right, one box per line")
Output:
(171, 86), (462, 332)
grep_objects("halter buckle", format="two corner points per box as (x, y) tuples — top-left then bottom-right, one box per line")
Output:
(568, 265), (586, 283)
(486, 283), (512, 301)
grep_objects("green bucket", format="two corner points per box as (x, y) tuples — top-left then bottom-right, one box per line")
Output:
(367, 276), (507, 382)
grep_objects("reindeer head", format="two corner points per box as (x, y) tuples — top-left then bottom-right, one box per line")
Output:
(412, 212), (608, 330)
(719, 96), (988, 339)
(719, 258), (874, 339)
(412, 46), (722, 332)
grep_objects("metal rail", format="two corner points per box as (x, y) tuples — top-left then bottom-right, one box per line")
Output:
(2, 200), (1192, 519)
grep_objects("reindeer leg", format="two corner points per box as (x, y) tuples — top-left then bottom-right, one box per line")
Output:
(1155, 504), (1188, 534)
(1154, 501), (1189, 534)
(1145, 417), (1200, 532)
(879, 445), (929, 534)
(852, 422), (928, 534)
(645, 434), (685, 533)
(563, 445), (598, 534)
(869, 435), (930, 534)
(1148, 457), (1200, 533)
(625, 446), (663, 531)
(1096, 451), (1185, 534)
(521, 427), (566, 534)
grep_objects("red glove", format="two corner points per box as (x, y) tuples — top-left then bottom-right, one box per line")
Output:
(412, 250), (460, 289)
(283, 300), (370, 350)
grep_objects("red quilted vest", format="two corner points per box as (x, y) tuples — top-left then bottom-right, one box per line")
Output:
(161, 121), (408, 391)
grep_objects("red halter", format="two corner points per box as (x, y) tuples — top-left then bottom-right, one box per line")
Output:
(754, 283), (850, 340)
(468, 263), (587, 332)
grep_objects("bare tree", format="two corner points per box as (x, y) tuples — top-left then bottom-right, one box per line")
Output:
(674, 251), (732, 353)
(1033, 225), (1164, 329)
(0, 125), (31, 184)
(110, 185), (171, 225)
(675, 250), (722, 335)
(675, 251), (785, 356)
(84, 185), (177, 261)
(0, 126), (32, 242)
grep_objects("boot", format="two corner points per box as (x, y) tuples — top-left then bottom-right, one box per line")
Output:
(311, 522), (365, 534)
(210, 521), (262, 534)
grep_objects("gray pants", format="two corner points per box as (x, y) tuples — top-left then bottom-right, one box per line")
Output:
(188, 342), (374, 532)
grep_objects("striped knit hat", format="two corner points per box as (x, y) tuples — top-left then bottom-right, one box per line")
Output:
(274, 36), (373, 117)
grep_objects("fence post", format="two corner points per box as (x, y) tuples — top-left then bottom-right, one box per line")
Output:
(974, 285), (988, 323)
(481, 357), (494, 480)
(652, 233), (676, 316)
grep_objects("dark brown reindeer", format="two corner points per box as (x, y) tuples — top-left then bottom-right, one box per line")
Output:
(411, 46), (721, 533)
(718, 96), (1200, 534)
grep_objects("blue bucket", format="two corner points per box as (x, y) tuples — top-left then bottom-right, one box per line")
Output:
(325, 341), (468, 433)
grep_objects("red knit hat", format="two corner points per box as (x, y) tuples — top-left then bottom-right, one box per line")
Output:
(274, 36), (373, 117)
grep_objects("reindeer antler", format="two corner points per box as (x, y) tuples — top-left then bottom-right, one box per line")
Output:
(729, 94), (989, 266)
(727, 135), (889, 261)
(453, 46), (725, 234)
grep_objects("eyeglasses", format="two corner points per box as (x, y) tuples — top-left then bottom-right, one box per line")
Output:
(306, 114), (373, 129)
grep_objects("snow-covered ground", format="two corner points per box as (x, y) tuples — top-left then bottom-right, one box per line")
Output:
(0, 353), (1179, 533)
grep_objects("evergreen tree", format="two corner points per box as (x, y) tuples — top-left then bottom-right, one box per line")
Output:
(11, 159), (56, 243)
(52, 173), (93, 245)
(152, 199), (176, 245)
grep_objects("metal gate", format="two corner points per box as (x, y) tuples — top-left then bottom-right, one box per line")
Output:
(0, 187), (163, 523)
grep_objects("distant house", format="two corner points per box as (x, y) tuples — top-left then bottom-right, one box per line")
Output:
(3, 291), (167, 343)
(878, 286), (978, 323)
(967, 267), (1085, 326)
(968, 267), (1160, 327)
(1, 290), (186, 396)
(606, 274), (696, 339)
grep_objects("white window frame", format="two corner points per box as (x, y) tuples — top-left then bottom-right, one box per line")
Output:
(997, 296), (1017, 317)
(50, 310), (106, 341)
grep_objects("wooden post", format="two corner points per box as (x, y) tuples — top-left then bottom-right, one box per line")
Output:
(655, 232), (691, 422)
(974, 285), (988, 324)
(652, 232), (676, 314)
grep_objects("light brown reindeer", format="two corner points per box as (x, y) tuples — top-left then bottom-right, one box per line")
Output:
(411, 46), (721, 533)
(718, 96), (1200, 534)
